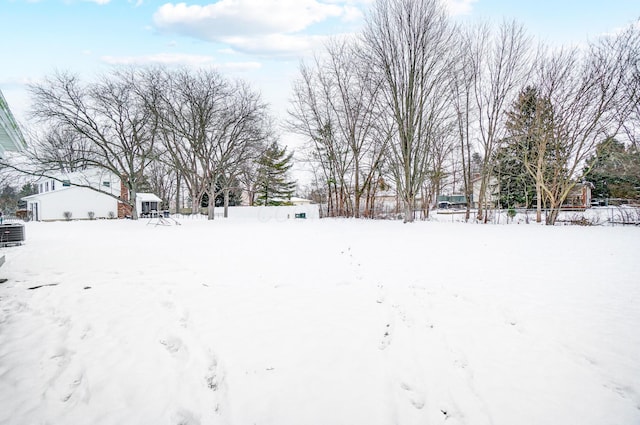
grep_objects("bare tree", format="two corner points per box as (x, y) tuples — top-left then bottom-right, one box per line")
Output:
(25, 69), (158, 219)
(289, 61), (349, 217)
(470, 21), (532, 222)
(527, 28), (636, 225)
(203, 80), (272, 219)
(144, 68), (271, 219)
(619, 19), (640, 147)
(144, 68), (227, 215)
(450, 26), (480, 221)
(145, 158), (177, 211)
(288, 37), (387, 218)
(361, 0), (455, 222)
(28, 125), (98, 172)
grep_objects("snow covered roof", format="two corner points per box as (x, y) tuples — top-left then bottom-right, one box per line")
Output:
(137, 193), (162, 202)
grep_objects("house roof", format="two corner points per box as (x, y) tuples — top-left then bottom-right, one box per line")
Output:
(0, 90), (27, 158)
(137, 193), (162, 202)
(289, 197), (312, 203)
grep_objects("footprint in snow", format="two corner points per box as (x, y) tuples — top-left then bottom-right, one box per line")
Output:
(160, 336), (184, 354)
(61, 370), (91, 404)
(400, 381), (426, 410)
(205, 354), (225, 414)
(378, 323), (393, 350)
(172, 408), (201, 425)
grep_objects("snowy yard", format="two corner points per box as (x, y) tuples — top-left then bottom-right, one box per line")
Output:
(0, 218), (639, 425)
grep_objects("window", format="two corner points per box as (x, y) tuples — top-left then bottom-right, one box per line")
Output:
(51, 180), (56, 191)
(102, 181), (110, 188)
(63, 180), (71, 187)
(45, 182), (49, 192)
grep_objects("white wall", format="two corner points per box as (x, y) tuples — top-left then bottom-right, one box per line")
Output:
(29, 187), (118, 221)
(207, 205), (320, 221)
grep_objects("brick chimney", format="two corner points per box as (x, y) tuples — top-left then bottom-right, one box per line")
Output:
(118, 180), (132, 218)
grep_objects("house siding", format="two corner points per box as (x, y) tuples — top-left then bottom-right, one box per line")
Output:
(26, 186), (118, 221)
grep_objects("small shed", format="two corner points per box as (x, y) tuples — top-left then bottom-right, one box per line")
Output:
(137, 193), (163, 217)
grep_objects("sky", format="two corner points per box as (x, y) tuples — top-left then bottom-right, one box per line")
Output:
(1, 0), (638, 145)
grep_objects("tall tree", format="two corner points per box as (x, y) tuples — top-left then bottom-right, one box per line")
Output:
(585, 138), (640, 200)
(145, 68), (271, 219)
(26, 69), (158, 219)
(450, 25), (479, 221)
(504, 85), (556, 220)
(361, 0), (455, 222)
(288, 38), (387, 218)
(470, 21), (533, 222)
(532, 28), (635, 224)
(255, 142), (296, 206)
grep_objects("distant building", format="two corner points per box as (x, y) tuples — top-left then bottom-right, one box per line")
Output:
(562, 182), (593, 210)
(289, 197), (313, 206)
(21, 168), (162, 221)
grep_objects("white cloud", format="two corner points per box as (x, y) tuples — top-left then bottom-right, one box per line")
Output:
(101, 53), (217, 67)
(100, 53), (262, 73)
(152, 1), (370, 58)
(442, 0), (478, 16)
(341, 5), (363, 22)
(153, 0), (344, 38)
(217, 48), (237, 55)
(216, 61), (263, 72)
(83, 0), (111, 4)
(221, 33), (329, 57)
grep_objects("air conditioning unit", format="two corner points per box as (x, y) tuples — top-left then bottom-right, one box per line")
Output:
(0, 223), (25, 247)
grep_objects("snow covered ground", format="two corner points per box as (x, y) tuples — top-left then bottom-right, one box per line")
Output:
(0, 218), (639, 425)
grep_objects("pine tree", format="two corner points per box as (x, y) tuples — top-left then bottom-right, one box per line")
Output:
(501, 86), (561, 219)
(255, 142), (296, 206)
(494, 143), (536, 208)
(585, 139), (640, 200)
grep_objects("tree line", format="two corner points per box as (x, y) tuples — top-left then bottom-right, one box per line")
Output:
(4, 68), (296, 220)
(289, 0), (639, 224)
(2, 0), (638, 225)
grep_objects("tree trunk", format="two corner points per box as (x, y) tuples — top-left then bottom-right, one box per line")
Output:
(224, 189), (230, 218)
(190, 187), (200, 214)
(535, 180), (543, 223)
(546, 201), (561, 225)
(403, 193), (415, 223)
(207, 194), (216, 220)
(175, 173), (181, 213)
(354, 168), (360, 218)
(477, 177), (487, 222)
(130, 186), (138, 220)
(207, 180), (217, 220)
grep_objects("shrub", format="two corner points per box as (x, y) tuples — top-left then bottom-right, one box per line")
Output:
(88, 211), (95, 220)
(63, 211), (72, 221)
(108, 211), (116, 219)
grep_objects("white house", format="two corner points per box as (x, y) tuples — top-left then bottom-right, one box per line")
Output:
(21, 169), (162, 221)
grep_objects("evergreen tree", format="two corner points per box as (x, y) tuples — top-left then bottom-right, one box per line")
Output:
(200, 179), (243, 207)
(494, 143), (535, 208)
(255, 142), (296, 206)
(585, 139), (640, 200)
(500, 86), (561, 215)
(214, 177), (243, 207)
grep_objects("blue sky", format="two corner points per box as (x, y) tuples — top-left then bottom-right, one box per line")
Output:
(1, 0), (638, 127)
